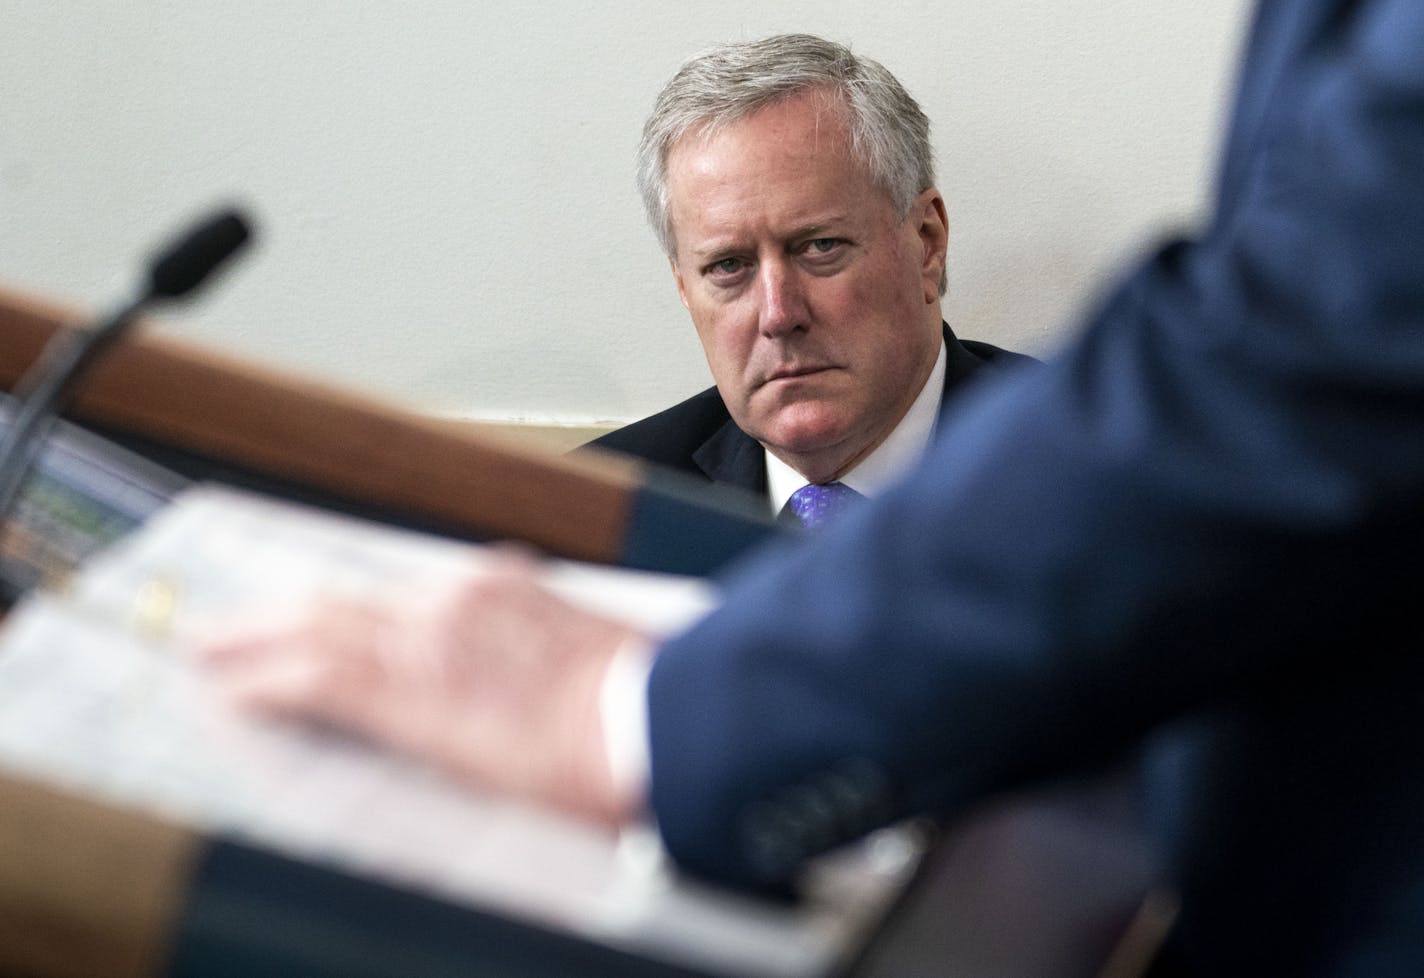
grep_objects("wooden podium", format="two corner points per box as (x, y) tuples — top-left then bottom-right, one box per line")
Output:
(0, 285), (1165, 978)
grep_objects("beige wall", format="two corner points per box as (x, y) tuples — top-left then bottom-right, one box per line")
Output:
(1, 2), (1251, 431)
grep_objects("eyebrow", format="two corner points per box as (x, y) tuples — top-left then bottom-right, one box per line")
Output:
(685, 217), (852, 262)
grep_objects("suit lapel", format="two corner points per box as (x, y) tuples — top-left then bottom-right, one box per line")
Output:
(692, 419), (768, 494)
(941, 324), (985, 397)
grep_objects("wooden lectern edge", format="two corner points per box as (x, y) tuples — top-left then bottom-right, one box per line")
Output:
(0, 284), (643, 564)
(0, 770), (201, 978)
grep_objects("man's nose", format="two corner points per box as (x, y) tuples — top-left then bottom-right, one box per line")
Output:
(757, 260), (809, 337)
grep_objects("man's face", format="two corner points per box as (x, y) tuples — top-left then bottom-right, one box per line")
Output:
(665, 90), (948, 483)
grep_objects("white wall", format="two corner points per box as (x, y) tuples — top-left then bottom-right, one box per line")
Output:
(1, 1), (1250, 427)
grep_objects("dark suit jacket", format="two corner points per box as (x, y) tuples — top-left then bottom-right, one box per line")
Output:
(588, 325), (1034, 497)
(648, 2), (1424, 974)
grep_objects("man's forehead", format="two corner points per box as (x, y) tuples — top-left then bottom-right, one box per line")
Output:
(667, 88), (853, 167)
(663, 95), (892, 249)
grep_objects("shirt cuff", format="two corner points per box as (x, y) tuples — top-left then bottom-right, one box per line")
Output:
(599, 634), (655, 808)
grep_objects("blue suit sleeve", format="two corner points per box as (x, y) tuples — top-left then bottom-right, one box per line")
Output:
(646, 0), (1424, 890)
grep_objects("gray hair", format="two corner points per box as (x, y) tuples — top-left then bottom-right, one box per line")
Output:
(636, 34), (936, 257)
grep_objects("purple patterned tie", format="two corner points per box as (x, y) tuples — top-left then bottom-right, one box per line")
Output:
(784, 481), (864, 530)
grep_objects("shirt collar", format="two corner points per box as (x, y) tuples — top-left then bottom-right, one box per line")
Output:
(765, 338), (947, 512)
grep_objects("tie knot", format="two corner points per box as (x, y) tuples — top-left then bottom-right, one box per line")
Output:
(784, 481), (863, 530)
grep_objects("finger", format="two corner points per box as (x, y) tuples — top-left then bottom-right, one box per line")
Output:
(186, 613), (316, 666)
(207, 645), (336, 714)
(189, 597), (382, 667)
(194, 602), (391, 723)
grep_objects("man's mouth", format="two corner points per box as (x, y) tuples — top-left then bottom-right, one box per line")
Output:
(765, 364), (831, 382)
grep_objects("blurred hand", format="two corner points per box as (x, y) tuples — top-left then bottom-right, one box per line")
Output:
(193, 553), (647, 824)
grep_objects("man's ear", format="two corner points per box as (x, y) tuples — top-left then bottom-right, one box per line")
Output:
(915, 189), (950, 304)
(670, 256), (691, 310)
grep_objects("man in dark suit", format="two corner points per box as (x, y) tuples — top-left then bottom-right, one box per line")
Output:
(588, 36), (1030, 518)
(203, 3), (1424, 973)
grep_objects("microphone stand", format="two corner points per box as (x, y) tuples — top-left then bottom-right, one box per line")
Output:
(0, 207), (252, 569)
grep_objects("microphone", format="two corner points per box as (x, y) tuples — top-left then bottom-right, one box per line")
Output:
(148, 210), (251, 299)
(0, 207), (253, 533)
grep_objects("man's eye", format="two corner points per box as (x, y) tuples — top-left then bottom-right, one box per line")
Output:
(708, 258), (745, 277)
(805, 238), (842, 256)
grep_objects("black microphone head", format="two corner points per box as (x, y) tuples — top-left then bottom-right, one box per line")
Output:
(147, 208), (253, 299)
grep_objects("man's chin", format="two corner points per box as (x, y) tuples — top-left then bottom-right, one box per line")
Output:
(756, 413), (856, 459)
